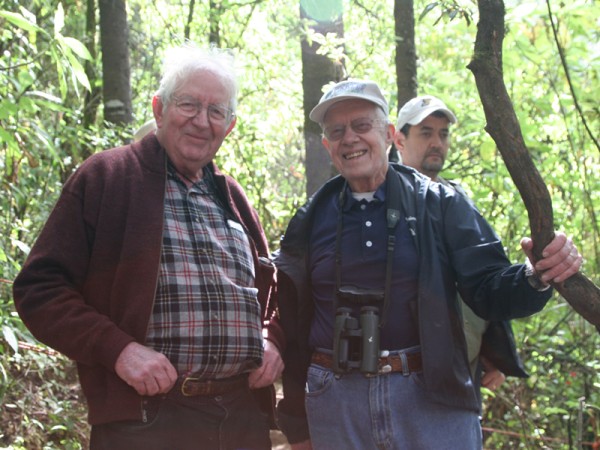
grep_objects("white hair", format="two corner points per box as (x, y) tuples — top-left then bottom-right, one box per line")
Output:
(155, 43), (238, 113)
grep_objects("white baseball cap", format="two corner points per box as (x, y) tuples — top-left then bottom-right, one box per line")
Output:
(396, 95), (457, 130)
(309, 79), (389, 124)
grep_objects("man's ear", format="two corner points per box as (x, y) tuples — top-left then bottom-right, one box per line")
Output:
(393, 129), (406, 152)
(385, 123), (395, 145)
(152, 96), (164, 127)
(224, 115), (237, 137)
(321, 136), (333, 156)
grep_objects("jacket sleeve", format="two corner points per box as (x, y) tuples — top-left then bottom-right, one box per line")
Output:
(12, 162), (136, 370)
(480, 321), (528, 378)
(274, 270), (311, 443)
(440, 187), (552, 321)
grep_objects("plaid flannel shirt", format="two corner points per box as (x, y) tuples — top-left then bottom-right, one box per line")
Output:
(146, 166), (263, 378)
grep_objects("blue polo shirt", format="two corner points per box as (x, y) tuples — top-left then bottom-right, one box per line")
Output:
(308, 180), (420, 351)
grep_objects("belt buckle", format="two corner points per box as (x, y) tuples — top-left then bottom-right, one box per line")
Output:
(181, 376), (202, 396)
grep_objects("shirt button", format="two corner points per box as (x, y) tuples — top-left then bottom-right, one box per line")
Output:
(360, 204), (367, 210)
(365, 221), (372, 227)
(366, 241), (373, 247)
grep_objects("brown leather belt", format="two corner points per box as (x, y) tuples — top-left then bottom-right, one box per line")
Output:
(171, 374), (249, 397)
(311, 351), (423, 375)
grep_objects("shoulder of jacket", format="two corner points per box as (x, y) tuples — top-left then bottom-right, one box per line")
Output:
(279, 175), (344, 253)
(81, 134), (163, 171)
(390, 162), (430, 186)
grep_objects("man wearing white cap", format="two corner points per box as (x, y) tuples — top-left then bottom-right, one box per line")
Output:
(394, 95), (526, 397)
(274, 79), (582, 449)
(394, 95), (457, 178)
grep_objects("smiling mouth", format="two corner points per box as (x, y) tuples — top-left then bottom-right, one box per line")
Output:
(344, 150), (367, 160)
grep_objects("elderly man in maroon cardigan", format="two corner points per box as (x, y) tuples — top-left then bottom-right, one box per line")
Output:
(13, 44), (284, 450)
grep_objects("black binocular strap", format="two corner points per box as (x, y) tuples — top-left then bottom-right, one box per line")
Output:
(334, 166), (402, 327)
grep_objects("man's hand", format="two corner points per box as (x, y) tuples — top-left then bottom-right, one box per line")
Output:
(480, 356), (506, 391)
(114, 342), (178, 396)
(248, 339), (284, 389)
(521, 231), (582, 285)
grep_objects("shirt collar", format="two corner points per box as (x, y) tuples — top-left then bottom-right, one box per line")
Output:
(342, 180), (386, 211)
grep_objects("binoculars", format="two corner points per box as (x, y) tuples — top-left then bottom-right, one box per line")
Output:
(332, 287), (383, 375)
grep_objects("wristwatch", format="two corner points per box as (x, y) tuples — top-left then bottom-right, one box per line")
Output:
(524, 259), (552, 292)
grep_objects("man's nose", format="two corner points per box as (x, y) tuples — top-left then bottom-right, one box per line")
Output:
(191, 106), (210, 126)
(430, 134), (443, 148)
(340, 125), (359, 143)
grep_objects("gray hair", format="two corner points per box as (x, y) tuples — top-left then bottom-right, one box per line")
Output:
(155, 44), (238, 113)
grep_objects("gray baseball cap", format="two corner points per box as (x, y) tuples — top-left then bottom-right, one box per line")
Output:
(309, 79), (389, 124)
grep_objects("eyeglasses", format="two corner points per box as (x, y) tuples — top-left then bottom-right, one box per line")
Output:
(172, 96), (235, 123)
(323, 117), (388, 141)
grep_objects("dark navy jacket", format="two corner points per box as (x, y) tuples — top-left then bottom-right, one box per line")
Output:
(275, 163), (550, 443)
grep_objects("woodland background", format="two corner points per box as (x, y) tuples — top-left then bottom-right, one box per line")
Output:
(0, 0), (598, 448)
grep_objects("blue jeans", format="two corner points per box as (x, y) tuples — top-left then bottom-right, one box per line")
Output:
(90, 387), (271, 450)
(305, 364), (482, 450)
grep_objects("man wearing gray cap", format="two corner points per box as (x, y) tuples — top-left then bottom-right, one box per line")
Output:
(273, 78), (582, 449)
(394, 95), (529, 396)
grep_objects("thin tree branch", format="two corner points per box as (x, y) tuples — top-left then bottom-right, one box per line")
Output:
(545, 0), (600, 153)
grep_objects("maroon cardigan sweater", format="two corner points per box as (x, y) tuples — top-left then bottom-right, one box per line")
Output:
(13, 133), (284, 425)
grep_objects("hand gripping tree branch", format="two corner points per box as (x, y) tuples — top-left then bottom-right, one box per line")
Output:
(467, 0), (600, 331)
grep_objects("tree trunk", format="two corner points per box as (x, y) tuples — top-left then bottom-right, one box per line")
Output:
(83, 0), (101, 134)
(184, 0), (197, 41)
(467, 0), (600, 330)
(300, 2), (344, 197)
(391, 0), (417, 162)
(99, 0), (132, 125)
(208, 0), (220, 46)
(394, 0), (417, 109)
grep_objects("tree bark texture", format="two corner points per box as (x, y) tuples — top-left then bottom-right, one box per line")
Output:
(391, 0), (417, 163)
(394, 0), (417, 111)
(300, 4), (344, 197)
(99, 0), (132, 125)
(83, 0), (101, 132)
(208, 0), (221, 46)
(467, 0), (600, 330)
(184, 0), (197, 41)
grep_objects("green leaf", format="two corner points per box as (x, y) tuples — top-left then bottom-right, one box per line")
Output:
(25, 91), (62, 104)
(543, 406), (569, 416)
(0, 100), (19, 120)
(65, 51), (91, 92)
(62, 37), (92, 60)
(0, 128), (18, 154)
(54, 2), (65, 36)
(0, 10), (42, 33)
(419, 2), (439, 21)
(50, 47), (68, 99)
(479, 139), (496, 162)
(12, 239), (31, 256)
(2, 325), (19, 354)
